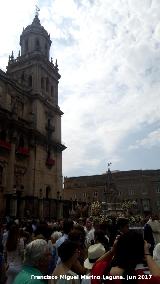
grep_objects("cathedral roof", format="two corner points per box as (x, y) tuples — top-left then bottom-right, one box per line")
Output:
(20, 15), (50, 41)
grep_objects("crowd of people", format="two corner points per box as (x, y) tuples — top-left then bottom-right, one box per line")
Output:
(0, 215), (160, 283)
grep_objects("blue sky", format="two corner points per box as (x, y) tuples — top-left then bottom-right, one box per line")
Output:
(0, 0), (160, 177)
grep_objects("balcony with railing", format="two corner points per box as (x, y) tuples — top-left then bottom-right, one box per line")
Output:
(46, 157), (55, 168)
(16, 147), (29, 157)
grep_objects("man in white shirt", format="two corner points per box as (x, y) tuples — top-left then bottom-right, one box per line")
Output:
(148, 215), (160, 245)
(84, 218), (95, 247)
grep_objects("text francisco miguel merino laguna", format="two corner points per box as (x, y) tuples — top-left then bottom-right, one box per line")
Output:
(31, 275), (126, 280)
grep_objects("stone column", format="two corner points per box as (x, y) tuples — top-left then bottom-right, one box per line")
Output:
(57, 201), (63, 219)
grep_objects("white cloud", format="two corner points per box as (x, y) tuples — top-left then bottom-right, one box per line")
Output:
(0, 0), (37, 70)
(129, 128), (160, 149)
(0, 0), (160, 176)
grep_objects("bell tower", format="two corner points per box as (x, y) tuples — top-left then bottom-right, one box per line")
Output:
(6, 10), (60, 105)
(20, 14), (51, 58)
(2, 9), (66, 218)
(0, 9), (66, 218)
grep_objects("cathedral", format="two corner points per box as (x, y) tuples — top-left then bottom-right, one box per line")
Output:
(0, 12), (66, 219)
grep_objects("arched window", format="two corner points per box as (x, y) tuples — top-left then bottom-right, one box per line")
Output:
(35, 38), (40, 50)
(41, 77), (44, 90)
(28, 75), (32, 87)
(46, 78), (49, 92)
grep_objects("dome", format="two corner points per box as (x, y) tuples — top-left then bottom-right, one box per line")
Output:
(20, 15), (51, 43)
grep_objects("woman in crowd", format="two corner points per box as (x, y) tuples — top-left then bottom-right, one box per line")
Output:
(94, 230), (109, 251)
(68, 227), (87, 275)
(91, 230), (160, 284)
(5, 224), (24, 284)
(51, 240), (80, 284)
(48, 231), (62, 253)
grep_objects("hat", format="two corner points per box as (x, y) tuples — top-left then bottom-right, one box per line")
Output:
(84, 243), (105, 270)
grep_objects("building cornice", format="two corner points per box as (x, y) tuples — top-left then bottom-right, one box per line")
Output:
(0, 69), (63, 116)
(0, 108), (66, 151)
(7, 53), (61, 80)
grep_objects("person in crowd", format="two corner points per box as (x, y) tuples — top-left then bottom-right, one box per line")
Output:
(84, 218), (95, 247)
(56, 219), (74, 249)
(5, 224), (24, 284)
(48, 231), (62, 253)
(48, 231), (62, 274)
(24, 221), (33, 235)
(94, 230), (109, 251)
(0, 251), (7, 284)
(99, 222), (110, 242)
(68, 228), (87, 275)
(143, 216), (155, 255)
(116, 217), (129, 235)
(82, 243), (106, 284)
(108, 217), (129, 248)
(55, 219), (74, 265)
(78, 218), (85, 226)
(58, 219), (64, 232)
(33, 221), (50, 240)
(153, 243), (160, 267)
(31, 220), (37, 233)
(148, 215), (160, 245)
(108, 216), (117, 247)
(2, 223), (9, 252)
(106, 231), (149, 281)
(91, 230), (160, 284)
(0, 224), (3, 255)
(73, 223), (86, 236)
(51, 240), (80, 284)
(93, 219), (100, 232)
(21, 230), (31, 246)
(13, 239), (51, 284)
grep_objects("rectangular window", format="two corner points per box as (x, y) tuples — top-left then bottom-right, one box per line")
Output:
(128, 189), (135, 195)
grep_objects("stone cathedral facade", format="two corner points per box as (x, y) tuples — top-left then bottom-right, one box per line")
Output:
(0, 14), (66, 219)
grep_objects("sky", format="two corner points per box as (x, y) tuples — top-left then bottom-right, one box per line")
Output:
(0, 0), (160, 177)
